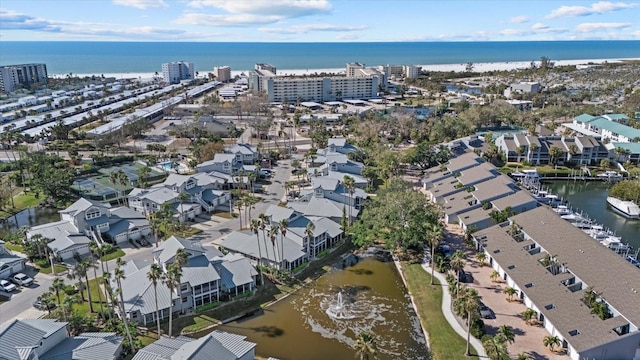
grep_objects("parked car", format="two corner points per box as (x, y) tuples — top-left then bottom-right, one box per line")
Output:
(458, 270), (474, 283)
(33, 300), (57, 311)
(136, 237), (150, 247)
(12, 273), (34, 286)
(479, 303), (494, 319)
(0, 279), (16, 292)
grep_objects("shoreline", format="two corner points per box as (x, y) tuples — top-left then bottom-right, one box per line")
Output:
(51, 57), (640, 81)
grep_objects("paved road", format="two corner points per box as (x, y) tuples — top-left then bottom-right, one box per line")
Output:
(0, 268), (53, 326)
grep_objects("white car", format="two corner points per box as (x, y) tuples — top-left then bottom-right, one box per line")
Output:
(12, 273), (34, 286)
(0, 279), (16, 292)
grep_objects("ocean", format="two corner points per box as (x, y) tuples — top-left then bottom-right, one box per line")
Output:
(1, 41), (639, 75)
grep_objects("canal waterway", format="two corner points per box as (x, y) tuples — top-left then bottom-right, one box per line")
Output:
(212, 258), (428, 360)
(544, 181), (640, 252)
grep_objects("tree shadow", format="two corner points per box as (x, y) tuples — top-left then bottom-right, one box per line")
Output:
(251, 325), (285, 338)
(525, 350), (549, 360)
(347, 268), (373, 275)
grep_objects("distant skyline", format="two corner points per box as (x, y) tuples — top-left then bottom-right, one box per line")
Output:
(1, 0), (639, 42)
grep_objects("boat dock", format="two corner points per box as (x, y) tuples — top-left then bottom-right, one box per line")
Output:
(513, 171), (639, 268)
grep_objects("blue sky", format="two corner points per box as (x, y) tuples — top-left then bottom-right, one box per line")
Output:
(1, 0), (639, 42)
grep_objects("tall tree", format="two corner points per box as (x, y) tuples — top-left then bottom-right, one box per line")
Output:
(147, 263), (165, 339)
(250, 219), (265, 284)
(114, 261), (135, 353)
(278, 219), (289, 271)
(164, 264), (182, 338)
(342, 175), (355, 226)
(305, 222), (315, 260)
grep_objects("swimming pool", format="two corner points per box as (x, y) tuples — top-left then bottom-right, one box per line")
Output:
(158, 161), (188, 172)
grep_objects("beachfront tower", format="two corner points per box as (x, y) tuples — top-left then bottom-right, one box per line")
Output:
(162, 61), (194, 84)
(214, 66), (231, 82)
(0, 63), (48, 93)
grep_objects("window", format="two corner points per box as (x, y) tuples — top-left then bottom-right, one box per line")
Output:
(85, 207), (101, 220)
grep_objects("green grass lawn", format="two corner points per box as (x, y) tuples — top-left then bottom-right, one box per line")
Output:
(160, 224), (203, 239)
(5, 243), (23, 252)
(401, 263), (477, 360)
(101, 248), (125, 261)
(212, 210), (235, 219)
(39, 264), (68, 275)
(0, 192), (42, 218)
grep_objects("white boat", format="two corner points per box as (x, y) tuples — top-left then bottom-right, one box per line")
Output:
(554, 205), (573, 216)
(597, 171), (623, 180)
(606, 197), (640, 219)
(561, 212), (590, 223)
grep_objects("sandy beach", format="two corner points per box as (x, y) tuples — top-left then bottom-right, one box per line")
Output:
(58, 57), (639, 81)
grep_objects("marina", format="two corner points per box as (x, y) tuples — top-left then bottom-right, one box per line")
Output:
(516, 173), (640, 268)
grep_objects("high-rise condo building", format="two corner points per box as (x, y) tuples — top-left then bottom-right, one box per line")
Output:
(162, 61), (194, 84)
(0, 63), (48, 92)
(213, 66), (231, 82)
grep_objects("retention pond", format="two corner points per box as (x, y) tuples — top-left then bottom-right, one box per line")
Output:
(206, 258), (429, 360)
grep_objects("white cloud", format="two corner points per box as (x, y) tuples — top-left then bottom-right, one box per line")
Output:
(259, 23), (366, 34)
(174, 13), (282, 27)
(186, 0), (331, 17)
(112, 0), (168, 9)
(509, 16), (529, 23)
(0, 9), (62, 32)
(632, 30), (640, 37)
(576, 22), (632, 32)
(546, 1), (638, 18)
(336, 34), (359, 40)
(532, 23), (549, 30)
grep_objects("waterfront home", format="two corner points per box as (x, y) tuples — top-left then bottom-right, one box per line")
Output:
(0, 319), (123, 360)
(503, 81), (540, 98)
(572, 113), (640, 143)
(133, 331), (256, 360)
(195, 143), (260, 175)
(220, 206), (344, 271)
(495, 134), (609, 165)
(116, 236), (257, 325)
(471, 206), (640, 360)
(128, 172), (232, 221)
(0, 241), (27, 279)
(605, 142), (640, 164)
(26, 198), (151, 260)
(423, 162), (500, 203)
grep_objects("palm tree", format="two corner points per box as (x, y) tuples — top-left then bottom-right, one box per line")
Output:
(342, 175), (355, 226)
(173, 248), (188, 309)
(250, 219), (264, 284)
(61, 294), (82, 322)
(67, 260), (86, 303)
(37, 291), (56, 316)
(496, 325), (516, 345)
(258, 214), (272, 268)
(88, 242), (105, 318)
(164, 264), (181, 338)
(150, 213), (162, 248)
(475, 252), (487, 266)
(482, 334), (510, 360)
(543, 335), (561, 353)
(304, 221), (315, 261)
(353, 331), (378, 360)
(100, 243), (114, 274)
(269, 224), (280, 270)
(114, 262), (135, 353)
(455, 286), (481, 356)
(449, 250), (466, 296)
(490, 270), (501, 283)
(426, 223), (443, 285)
(503, 287), (517, 302)
(516, 353), (531, 360)
(278, 219), (289, 271)
(50, 277), (66, 305)
(521, 308), (537, 325)
(147, 263), (165, 339)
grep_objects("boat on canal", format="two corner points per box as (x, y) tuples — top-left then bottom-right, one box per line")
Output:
(606, 197), (640, 219)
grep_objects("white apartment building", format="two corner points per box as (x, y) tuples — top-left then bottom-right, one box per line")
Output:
(404, 65), (422, 79)
(162, 61), (194, 84)
(214, 66), (231, 82)
(264, 75), (381, 103)
(346, 62), (366, 77)
(0, 63), (48, 92)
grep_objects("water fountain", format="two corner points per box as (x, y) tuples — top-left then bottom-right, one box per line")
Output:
(325, 291), (355, 320)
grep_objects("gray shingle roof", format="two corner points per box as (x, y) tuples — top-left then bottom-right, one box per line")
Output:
(221, 231), (305, 263)
(287, 197), (359, 219)
(132, 336), (193, 360)
(60, 198), (109, 216)
(154, 236), (206, 264)
(181, 255), (220, 286)
(29, 221), (91, 252)
(133, 332), (255, 360)
(213, 254), (257, 291)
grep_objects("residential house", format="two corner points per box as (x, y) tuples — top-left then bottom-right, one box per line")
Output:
(128, 172), (232, 222)
(226, 143), (259, 165)
(116, 236), (257, 325)
(495, 134), (609, 165)
(27, 198), (150, 260)
(572, 113), (640, 143)
(503, 81), (540, 98)
(325, 137), (358, 154)
(133, 331), (256, 360)
(471, 207), (640, 360)
(0, 319), (123, 360)
(310, 151), (364, 177)
(220, 205), (344, 271)
(0, 241), (27, 279)
(300, 177), (367, 210)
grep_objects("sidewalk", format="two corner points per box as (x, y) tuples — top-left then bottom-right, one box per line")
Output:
(420, 257), (488, 358)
